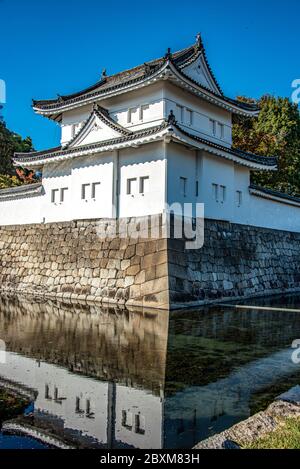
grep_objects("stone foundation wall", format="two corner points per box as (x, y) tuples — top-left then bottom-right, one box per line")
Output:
(169, 219), (300, 308)
(1, 217), (300, 309)
(0, 217), (169, 309)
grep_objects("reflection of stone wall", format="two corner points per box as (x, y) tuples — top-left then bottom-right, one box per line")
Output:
(169, 219), (300, 307)
(0, 295), (168, 393)
(0, 217), (169, 309)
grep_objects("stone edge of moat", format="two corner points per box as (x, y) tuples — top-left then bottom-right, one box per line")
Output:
(194, 385), (300, 449)
(1, 421), (75, 449)
(1, 285), (300, 312)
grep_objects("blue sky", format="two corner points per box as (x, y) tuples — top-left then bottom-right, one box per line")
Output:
(1, 0), (300, 150)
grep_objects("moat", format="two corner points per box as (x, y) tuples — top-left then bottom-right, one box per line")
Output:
(1, 293), (300, 449)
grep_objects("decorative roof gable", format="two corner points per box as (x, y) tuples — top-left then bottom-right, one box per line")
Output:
(66, 105), (131, 148)
(180, 48), (222, 95)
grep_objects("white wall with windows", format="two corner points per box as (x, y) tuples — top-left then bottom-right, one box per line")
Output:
(163, 82), (232, 146)
(41, 160), (72, 223)
(166, 143), (198, 215)
(2, 143), (300, 232)
(41, 153), (115, 223)
(60, 82), (232, 149)
(60, 84), (165, 146)
(71, 153), (114, 220)
(119, 142), (166, 218)
(197, 151), (235, 221)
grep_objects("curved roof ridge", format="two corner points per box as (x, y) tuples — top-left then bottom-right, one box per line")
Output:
(249, 184), (300, 203)
(14, 119), (276, 170)
(94, 105), (132, 135)
(171, 63), (259, 112)
(32, 44), (198, 108)
(32, 58), (259, 116)
(0, 182), (43, 200)
(172, 122), (276, 167)
(14, 121), (170, 161)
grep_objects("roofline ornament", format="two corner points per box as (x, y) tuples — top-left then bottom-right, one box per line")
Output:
(164, 47), (173, 61)
(167, 110), (177, 125)
(144, 62), (152, 74)
(196, 32), (203, 49)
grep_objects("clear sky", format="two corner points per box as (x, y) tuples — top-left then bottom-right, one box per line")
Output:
(1, 0), (300, 150)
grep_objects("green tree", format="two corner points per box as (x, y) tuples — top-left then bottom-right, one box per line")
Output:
(233, 96), (300, 196)
(0, 121), (35, 188)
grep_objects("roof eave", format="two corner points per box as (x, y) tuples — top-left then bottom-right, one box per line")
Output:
(168, 129), (276, 171)
(13, 124), (171, 168)
(31, 61), (259, 118)
(14, 122), (276, 172)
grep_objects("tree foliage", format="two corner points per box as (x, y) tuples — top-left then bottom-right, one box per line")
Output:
(0, 121), (36, 188)
(233, 96), (300, 196)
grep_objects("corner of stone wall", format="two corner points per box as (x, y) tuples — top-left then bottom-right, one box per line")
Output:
(0, 216), (170, 310)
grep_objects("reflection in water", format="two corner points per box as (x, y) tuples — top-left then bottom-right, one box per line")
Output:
(0, 294), (300, 448)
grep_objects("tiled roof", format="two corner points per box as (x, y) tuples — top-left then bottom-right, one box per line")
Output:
(249, 184), (300, 204)
(177, 126), (277, 167)
(14, 119), (276, 169)
(0, 182), (42, 200)
(32, 38), (259, 115)
(32, 44), (200, 107)
(14, 122), (170, 163)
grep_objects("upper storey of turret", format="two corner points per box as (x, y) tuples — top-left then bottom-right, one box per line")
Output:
(32, 35), (258, 119)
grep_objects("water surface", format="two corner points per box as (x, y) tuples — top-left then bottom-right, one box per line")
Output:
(0, 294), (300, 449)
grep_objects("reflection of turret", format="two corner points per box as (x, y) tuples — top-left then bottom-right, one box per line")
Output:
(0, 351), (164, 448)
(1, 295), (300, 448)
(0, 295), (168, 448)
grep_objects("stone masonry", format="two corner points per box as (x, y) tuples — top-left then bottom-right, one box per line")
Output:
(0, 216), (300, 309)
(169, 219), (300, 307)
(0, 216), (169, 309)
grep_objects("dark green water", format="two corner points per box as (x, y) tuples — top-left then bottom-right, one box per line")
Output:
(0, 293), (300, 449)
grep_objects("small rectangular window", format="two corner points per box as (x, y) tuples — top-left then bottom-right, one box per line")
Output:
(127, 178), (137, 195)
(91, 182), (101, 199)
(176, 104), (184, 123)
(195, 180), (199, 197)
(180, 177), (187, 197)
(81, 183), (90, 200)
(127, 107), (139, 124)
(122, 410), (133, 430)
(212, 183), (218, 202)
(140, 104), (150, 121)
(186, 109), (193, 126)
(220, 185), (226, 203)
(75, 397), (81, 413)
(51, 189), (59, 203)
(218, 122), (224, 139)
(135, 414), (146, 435)
(86, 399), (91, 415)
(236, 190), (242, 207)
(127, 109), (132, 123)
(140, 176), (149, 194)
(45, 384), (51, 399)
(210, 119), (216, 136)
(60, 187), (68, 203)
